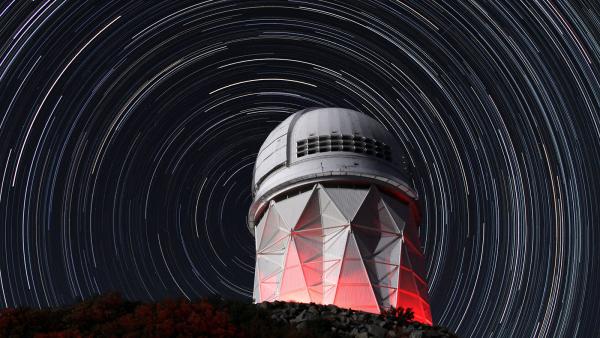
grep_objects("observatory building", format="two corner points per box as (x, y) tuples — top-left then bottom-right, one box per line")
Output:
(248, 107), (432, 324)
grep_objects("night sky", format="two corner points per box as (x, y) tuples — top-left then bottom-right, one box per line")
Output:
(0, 1), (599, 337)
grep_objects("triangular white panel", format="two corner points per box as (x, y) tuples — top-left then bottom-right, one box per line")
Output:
(262, 272), (283, 302)
(353, 224), (381, 260)
(380, 195), (407, 232)
(386, 288), (399, 308)
(257, 252), (285, 280)
(323, 226), (349, 254)
(370, 261), (399, 286)
(295, 231), (322, 263)
(352, 186), (381, 228)
(322, 227), (349, 304)
(378, 199), (402, 233)
(380, 193), (410, 220)
(333, 233), (379, 313)
(279, 238), (311, 302)
(294, 219), (324, 304)
(325, 186), (369, 221)
(260, 276), (279, 301)
(252, 183), (430, 324)
(255, 208), (268, 251)
(373, 286), (395, 308)
(323, 222), (347, 237)
(276, 188), (314, 228)
(294, 188), (321, 231)
(319, 187), (349, 228)
(323, 284), (337, 304)
(253, 262), (260, 301)
(399, 245), (419, 295)
(259, 206), (288, 251)
(323, 260), (342, 287)
(373, 234), (401, 261)
(259, 235), (289, 255)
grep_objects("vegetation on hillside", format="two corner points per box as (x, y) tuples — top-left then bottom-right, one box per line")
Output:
(0, 293), (456, 337)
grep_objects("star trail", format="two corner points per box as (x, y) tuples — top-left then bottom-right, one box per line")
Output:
(0, 1), (599, 337)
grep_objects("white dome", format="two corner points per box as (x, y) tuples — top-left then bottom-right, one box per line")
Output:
(249, 107), (415, 228)
(290, 108), (399, 151)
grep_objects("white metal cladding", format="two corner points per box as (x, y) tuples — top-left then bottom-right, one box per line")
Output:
(250, 108), (431, 324)
(252, 183), (432, 324)
(253, 114), (294, 187)
(250, 108), (416, 230)
(251, 108), (413, 196)
(289, 108), (399, 162)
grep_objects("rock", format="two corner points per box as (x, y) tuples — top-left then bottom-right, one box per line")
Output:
(327, 304), (339, 313)
(251, 301), (458, 337)
(305, 311), (319, 321)
(409, 330), (424, 338)
(290, 309), (307, 323)
(423, 330), (445, 337)
(398, 326), (411, 334)
(366, 323), (387, 337)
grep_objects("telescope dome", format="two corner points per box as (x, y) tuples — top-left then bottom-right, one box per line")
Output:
(249, 107), (415, 229)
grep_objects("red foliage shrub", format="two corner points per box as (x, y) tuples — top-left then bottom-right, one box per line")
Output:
(0, 293), (240, 337)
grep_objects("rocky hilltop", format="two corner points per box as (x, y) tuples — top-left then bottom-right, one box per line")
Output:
(255, 300), (458, 338)
(0, 293), (459, 337)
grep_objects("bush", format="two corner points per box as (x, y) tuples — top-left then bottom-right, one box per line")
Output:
(0, 293), (239, 337)
(0, 294), (457, 337)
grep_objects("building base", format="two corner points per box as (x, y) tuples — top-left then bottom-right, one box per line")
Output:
(252, 183), (432, 324)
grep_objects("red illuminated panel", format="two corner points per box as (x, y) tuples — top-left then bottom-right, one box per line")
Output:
(254, 185), (433, 325)
(279, 239), (311, 303)
(396, 205), (432, 325)
(333, 234), (380, 313)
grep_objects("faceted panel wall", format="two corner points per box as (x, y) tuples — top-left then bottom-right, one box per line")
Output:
(252, 183), (432, 324)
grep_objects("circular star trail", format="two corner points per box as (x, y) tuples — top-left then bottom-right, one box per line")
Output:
(0, 1), (599, 337)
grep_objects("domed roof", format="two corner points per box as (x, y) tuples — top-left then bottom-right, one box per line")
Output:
(254, 107), (409, 187)
(249, 107), (415, 229)
(290, 108), (399, 150)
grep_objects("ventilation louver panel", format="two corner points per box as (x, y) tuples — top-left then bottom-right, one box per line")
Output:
(297, 135), (392, 161)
